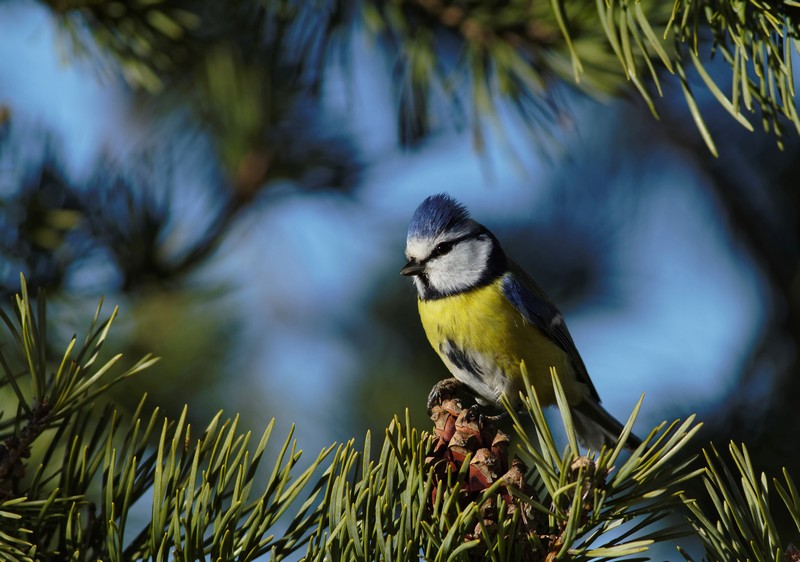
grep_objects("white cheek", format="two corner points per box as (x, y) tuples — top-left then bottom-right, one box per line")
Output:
(427, 239), (491, 294)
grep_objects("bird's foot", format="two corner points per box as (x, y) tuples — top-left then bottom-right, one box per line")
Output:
(479, 411), (510, 425)
(462, 405), (509, 428)
(427, 377), (468, 415)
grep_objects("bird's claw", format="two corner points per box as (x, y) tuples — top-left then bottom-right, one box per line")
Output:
(480, 411), (510, 425)
(464, 406), (508, 428)
(427, 377), (466, 415)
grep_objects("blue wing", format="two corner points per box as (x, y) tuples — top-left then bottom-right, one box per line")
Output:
(501, 262), (601, 402)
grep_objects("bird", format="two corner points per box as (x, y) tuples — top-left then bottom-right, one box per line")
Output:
(401, 193), (642, 451)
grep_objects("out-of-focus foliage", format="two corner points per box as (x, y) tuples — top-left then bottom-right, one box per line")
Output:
(0, 129), (357, 298)
(0, 0), (365, 428)
(49, 0), (358, 190)
(47, 0), (201, 92)
(653, 88), (800, 494)
(0, 127), (356, 420)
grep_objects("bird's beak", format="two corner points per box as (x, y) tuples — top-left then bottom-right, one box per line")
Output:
(401, 259), (425, 276)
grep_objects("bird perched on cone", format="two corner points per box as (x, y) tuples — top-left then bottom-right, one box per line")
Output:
(401, 193), (642, 451)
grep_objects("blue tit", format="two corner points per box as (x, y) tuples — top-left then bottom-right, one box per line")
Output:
(401, 193), (642, 450)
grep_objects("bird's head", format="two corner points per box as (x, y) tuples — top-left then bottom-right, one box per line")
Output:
(402, 194), (506, 300)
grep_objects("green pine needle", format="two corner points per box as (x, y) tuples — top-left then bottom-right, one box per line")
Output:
(2, 277), (797, 560)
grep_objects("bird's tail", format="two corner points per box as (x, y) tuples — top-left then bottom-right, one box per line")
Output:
(570, 399), (642, 451)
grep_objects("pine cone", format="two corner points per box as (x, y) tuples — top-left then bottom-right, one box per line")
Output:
(425, 398), (545, 559)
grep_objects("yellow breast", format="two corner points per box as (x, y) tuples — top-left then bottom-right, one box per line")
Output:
(418, 278), (581, 406)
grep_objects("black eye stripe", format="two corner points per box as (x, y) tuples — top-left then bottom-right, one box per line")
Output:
(423, 233), (480, 263)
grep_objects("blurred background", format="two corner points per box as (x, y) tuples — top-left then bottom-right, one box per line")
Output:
(1, 0), (799, 533)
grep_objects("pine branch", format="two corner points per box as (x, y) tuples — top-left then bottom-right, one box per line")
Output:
(0, 276), (336, 560)
(377, 0), (800, 152)
(679, 442), (800, 562)
(365, 0), (800, 153)
(305, 366), (704, 560)
(3, 275), (798, 560)
(39, 1), (800, 153)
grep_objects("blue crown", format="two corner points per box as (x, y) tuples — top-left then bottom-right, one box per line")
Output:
(408, 193), (470, 239)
